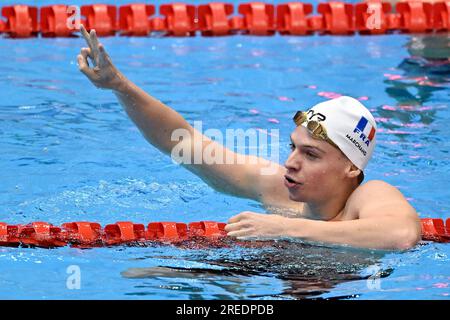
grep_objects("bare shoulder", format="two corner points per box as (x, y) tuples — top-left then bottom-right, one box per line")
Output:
(346, 180), (418, 219)
(350, 179), (407, 202)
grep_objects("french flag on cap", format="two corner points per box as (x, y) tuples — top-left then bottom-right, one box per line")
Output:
(354, 116), (376, 146)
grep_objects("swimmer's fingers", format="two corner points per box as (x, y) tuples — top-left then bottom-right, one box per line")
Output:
(81, 47), (93, 59)
(225, 221), (253, 234)
(80, 25), (100, 68)
(224, 222), (240, 233)
(89, 29), (101, 67)
(77, 50), (95, 78)
(226, 228), (255, 239)
(98, 44), (112, 68)
(227, 211), (252, 224)
(80, 25), (94, 53)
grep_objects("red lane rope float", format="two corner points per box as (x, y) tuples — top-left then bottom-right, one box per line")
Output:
(1, 5), (39, 38)
(119, 4), (155, 36)
(277, 2), (314, 36)
(159, 3), (196, 36)
(238, 2), (276, 35)
(0, 219), (448, 249)
(355, 1), (392, 35)
(41, 5), (76, 37)
(397, 0), (434, 33)
(434, 1), (450, 31)
(0, 1), (449, 38)
(198, 3), (234, 36)
(147, 222), (188, 241)
(104, 221), (146, 245)
(80, 4), (117, 37)
(420, 218), (450, 243)
(317, 1), (354, 35)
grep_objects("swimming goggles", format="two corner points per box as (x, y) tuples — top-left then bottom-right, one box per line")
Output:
(293, 111), (339, 149)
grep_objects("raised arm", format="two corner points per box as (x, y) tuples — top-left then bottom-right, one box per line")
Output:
(77, 26), (292, 207)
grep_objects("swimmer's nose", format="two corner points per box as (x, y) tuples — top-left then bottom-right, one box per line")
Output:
(284, 150), (301, 172)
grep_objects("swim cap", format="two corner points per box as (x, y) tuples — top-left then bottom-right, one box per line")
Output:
(302, 96), (377, 171)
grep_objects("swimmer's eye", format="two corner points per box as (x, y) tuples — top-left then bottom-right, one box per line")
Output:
(289, 143), (318, 159)
(306, 151), (318, 159)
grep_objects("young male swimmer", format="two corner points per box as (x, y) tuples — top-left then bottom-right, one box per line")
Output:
(77, 25), (421, 250)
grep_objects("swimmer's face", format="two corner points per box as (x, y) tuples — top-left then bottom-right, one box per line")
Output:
(284, 126), (356, 203)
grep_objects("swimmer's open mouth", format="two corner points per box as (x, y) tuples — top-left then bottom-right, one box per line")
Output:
(284, 175), (302, 185)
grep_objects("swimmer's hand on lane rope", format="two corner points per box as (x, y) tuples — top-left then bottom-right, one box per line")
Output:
(77, 25), (126, 90)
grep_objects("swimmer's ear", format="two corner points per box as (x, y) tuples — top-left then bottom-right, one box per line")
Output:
(346, 164), (361, 180)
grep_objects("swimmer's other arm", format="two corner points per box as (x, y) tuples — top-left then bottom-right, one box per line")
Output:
(226, 181), (421, 250)
(76, 26), (289, 207)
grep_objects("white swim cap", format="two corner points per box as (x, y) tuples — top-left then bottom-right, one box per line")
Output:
(301, 96), (377, 171)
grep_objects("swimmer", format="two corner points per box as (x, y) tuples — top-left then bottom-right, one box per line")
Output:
(77, 25), (421, 250)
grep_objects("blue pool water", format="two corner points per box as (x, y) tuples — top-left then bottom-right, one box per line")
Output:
(1, 1), (450, 299)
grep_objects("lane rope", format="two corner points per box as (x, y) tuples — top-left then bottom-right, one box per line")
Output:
(0, 1), (448, 38)
(0, 218), (447, 248)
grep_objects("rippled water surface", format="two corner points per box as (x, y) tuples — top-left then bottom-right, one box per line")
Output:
(0, 0), (449, 300)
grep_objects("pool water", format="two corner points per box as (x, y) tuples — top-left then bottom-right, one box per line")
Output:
(1, 1), (450, 300)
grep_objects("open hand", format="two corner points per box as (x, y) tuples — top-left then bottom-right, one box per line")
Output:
(77, 25), (126, 90)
